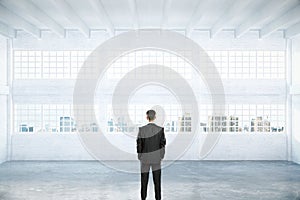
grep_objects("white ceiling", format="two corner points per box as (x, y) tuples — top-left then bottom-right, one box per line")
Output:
(0, 0), (300, 38)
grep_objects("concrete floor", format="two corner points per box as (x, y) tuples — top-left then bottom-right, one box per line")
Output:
(0, 161), (300, 200)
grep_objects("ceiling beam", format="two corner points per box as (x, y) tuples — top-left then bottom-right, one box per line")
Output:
(285, 22), (300, 38)
(1, 0), (65, 37)
(0, 4), (40, 38)
(260, 5), (300, 38)
(210, 0), (252, 38)
(160, 0), (172, 29)
(87, 0), (114, 36)
(128, 0), (139, 29)
(235, 0), (293, 38)
(186, 0), (225, 37)
(0, 21), (15, 38)
(186, 0), (208, 37)
(53, 0), (90, 37)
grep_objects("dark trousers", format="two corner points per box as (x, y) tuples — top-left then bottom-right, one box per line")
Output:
(140, 162), (161, 200)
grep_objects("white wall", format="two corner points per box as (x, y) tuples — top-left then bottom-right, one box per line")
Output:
(0, 35), (9, 164)
(11, 133), (287, 161)
(9, 30), (288, 161)
(291, 35), (300, 164)
(13, 30), (286, 51)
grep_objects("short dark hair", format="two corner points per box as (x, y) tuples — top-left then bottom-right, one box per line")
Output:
(146, 110), (156, 121)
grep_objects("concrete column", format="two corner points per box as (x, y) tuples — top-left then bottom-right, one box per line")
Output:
(291, 35), (300, 164)
(0, 35), (9, 164)
(286, 39), (292, 161)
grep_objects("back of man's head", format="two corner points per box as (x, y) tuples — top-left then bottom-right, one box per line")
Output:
(146, 110), (156, 121)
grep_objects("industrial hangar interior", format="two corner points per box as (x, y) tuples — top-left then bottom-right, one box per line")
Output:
(0, 0), (300, 199)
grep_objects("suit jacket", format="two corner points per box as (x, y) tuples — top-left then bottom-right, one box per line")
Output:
(136, 123), (166, 163)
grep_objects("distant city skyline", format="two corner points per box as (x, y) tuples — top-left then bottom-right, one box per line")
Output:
(17, 113), (284, 133)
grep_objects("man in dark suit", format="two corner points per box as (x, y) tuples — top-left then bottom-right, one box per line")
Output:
(137, 110), (166, 200)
